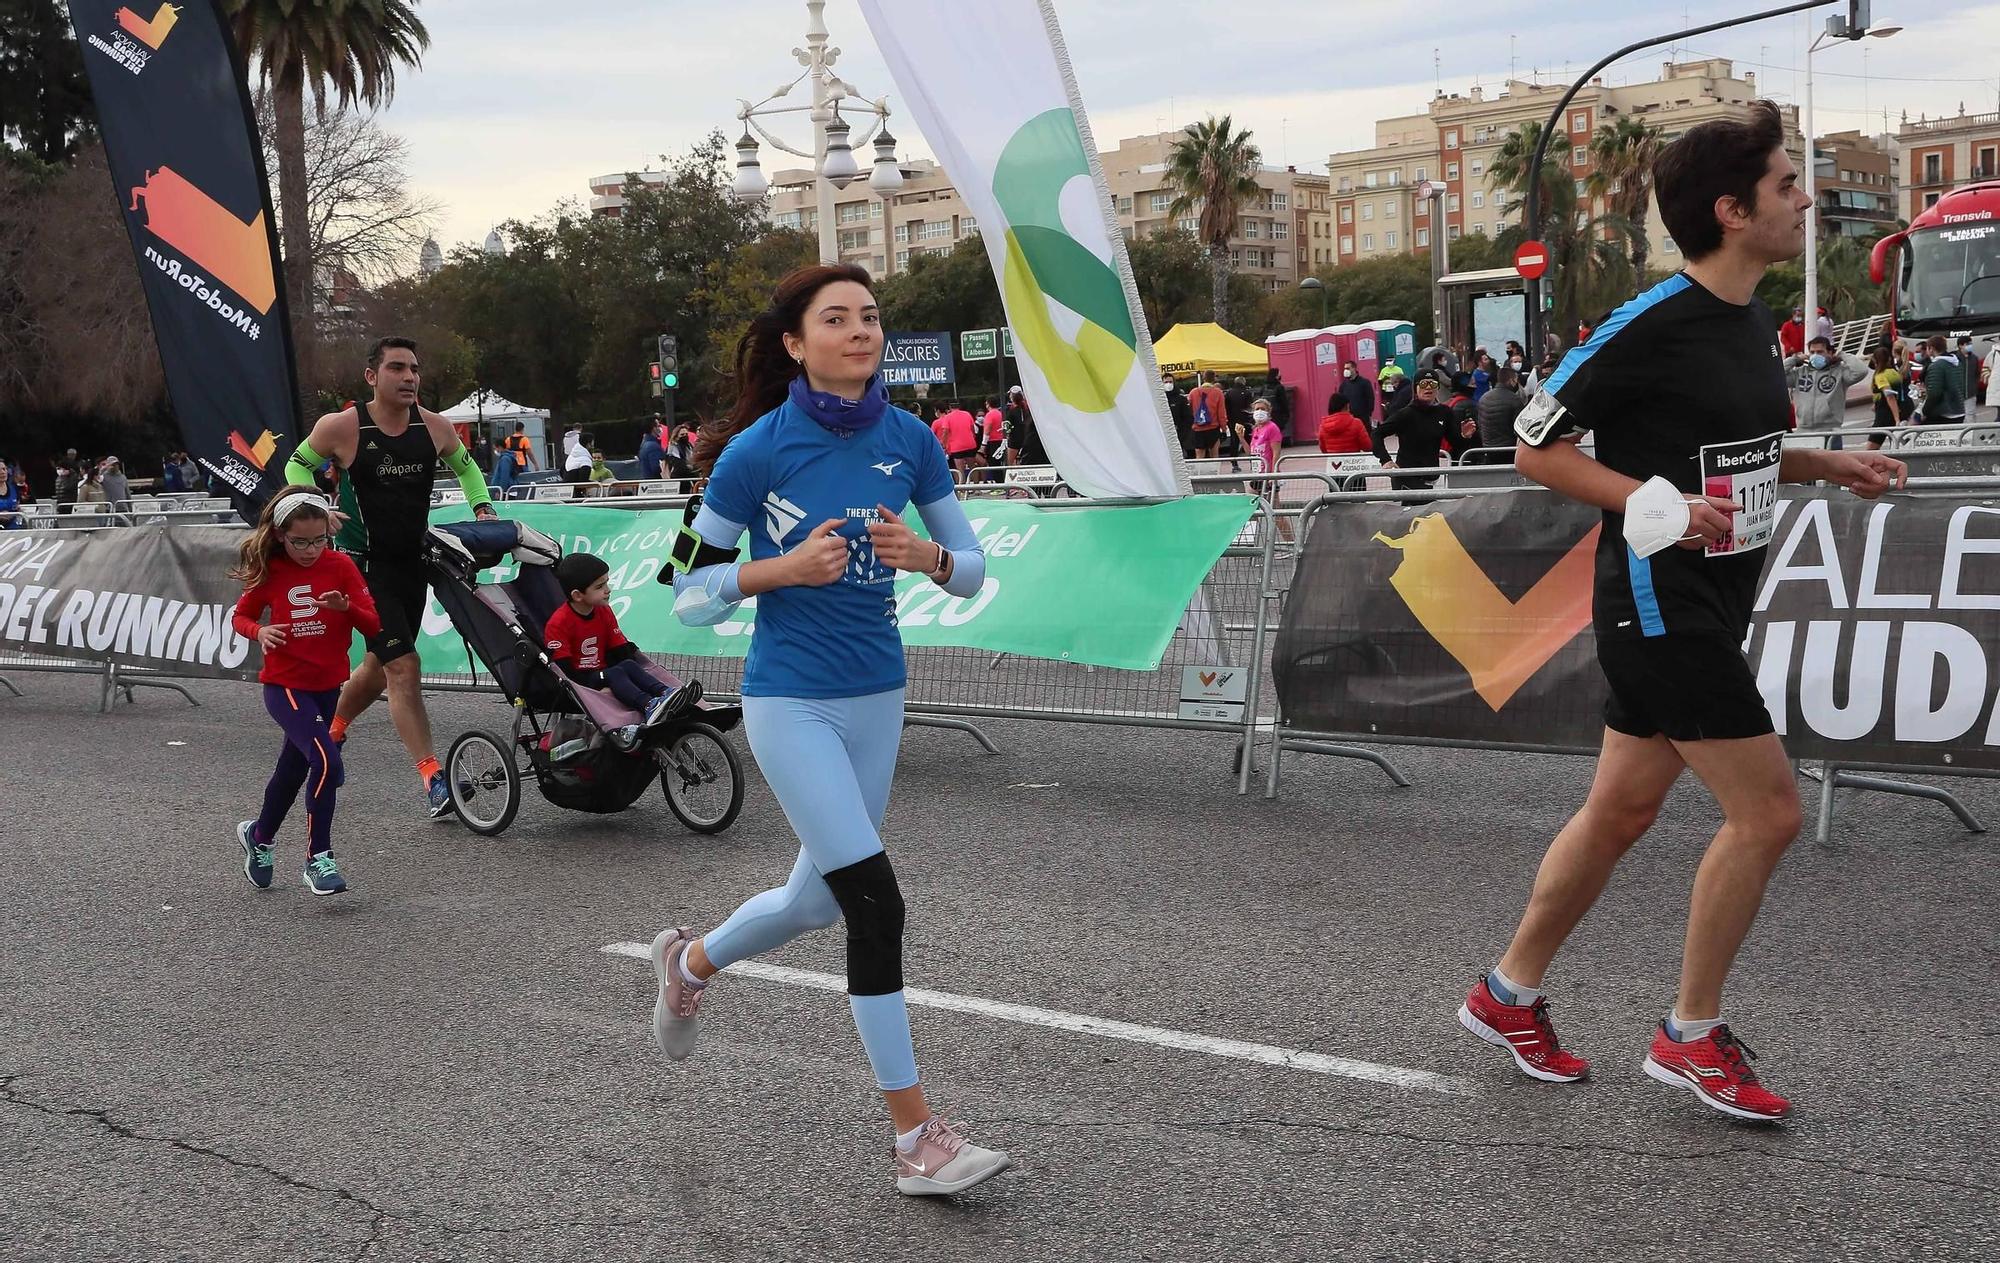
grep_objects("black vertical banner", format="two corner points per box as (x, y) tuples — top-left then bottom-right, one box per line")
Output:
(66, 1), (300, 518)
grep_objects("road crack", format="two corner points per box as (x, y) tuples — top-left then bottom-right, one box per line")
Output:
(0, 1074), (657, 1251)
(0, 1073), (394, 1259)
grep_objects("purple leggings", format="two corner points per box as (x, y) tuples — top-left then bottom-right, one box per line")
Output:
(254, 685), (343, 857)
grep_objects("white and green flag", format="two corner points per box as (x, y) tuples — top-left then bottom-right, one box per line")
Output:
(858, 0), (1188, 499)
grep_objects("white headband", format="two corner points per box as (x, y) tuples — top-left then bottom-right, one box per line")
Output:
(273, 492), (329, 528)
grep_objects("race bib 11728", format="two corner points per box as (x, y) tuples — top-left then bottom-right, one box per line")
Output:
(1700, 430), (1784, 556)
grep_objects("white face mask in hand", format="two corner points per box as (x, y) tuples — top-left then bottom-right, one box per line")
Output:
(1623, 475), (1695, 559)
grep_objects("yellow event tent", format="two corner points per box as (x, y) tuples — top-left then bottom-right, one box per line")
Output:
(1153, 322), (1270, 377)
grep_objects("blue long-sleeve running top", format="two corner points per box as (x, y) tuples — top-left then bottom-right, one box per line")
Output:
(671, 399), (985, 698)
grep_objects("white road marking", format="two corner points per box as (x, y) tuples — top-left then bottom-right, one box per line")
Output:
(600, 942), (1474, 1096)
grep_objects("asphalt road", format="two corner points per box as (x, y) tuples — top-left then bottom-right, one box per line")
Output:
(2, 671), (1995, 1262)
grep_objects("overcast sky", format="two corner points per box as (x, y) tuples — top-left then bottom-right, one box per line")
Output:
(390, 0), (2000, 254)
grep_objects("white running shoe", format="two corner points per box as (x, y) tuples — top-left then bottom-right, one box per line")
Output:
(893, 1117), (1011, 1196)
(650, 926), (703, 1060)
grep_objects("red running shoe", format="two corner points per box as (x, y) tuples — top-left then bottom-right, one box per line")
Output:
(1642, 1022), (1791, 1121)
(1458, 978), (1591, 1082)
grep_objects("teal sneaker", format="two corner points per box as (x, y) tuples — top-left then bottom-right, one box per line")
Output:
(303, 852), (348, 896)
(238, 820), (273, 890)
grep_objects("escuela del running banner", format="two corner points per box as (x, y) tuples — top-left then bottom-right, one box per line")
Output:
(1275, 489), (2000, 771)
(0, 497), (1256, 681)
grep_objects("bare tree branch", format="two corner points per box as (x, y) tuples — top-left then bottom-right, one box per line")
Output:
(256, 102), (441, 290)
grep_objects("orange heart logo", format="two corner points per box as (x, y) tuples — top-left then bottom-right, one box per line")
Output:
(1374, 514), (1599, 711)
(1199, 671), (1218, 686)
(116, 3), (180, 50)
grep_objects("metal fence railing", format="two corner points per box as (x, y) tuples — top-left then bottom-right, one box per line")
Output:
(10, 468), (2000, 837)
(1258, 480), (2000, 845)
(412, 480), (1292, 793)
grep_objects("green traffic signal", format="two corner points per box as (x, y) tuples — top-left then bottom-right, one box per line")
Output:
(663, 372), (679, 389)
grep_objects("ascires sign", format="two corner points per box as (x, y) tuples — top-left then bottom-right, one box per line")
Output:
(881, 331), (956, 387)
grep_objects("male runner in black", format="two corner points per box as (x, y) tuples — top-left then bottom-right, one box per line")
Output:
(1457, 102), (1905, 1121)
(284, 337), (498, 818)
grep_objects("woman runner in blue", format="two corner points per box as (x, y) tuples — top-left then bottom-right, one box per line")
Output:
(648, 264), (1008, 1197)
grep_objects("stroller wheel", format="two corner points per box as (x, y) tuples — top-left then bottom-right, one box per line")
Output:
(656, 721), (744, 834)
(447, 731), (521, 836)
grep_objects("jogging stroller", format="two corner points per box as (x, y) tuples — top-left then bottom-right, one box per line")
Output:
(421, 519), (744, 837)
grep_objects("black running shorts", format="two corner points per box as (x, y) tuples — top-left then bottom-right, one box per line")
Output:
(1597, 634), (1775, 743)
(359, 559), (429, 666)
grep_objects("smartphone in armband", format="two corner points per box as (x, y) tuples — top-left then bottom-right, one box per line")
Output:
(664, 493), (740, 579)
(669, 523), (703, 575)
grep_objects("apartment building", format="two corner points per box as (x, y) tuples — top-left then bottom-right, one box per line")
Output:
(759, 158), (969, 277)
(1896, 107), (2000, 220)
(1812, 130), (1897, 239)
(1096, 131), (1332, 290)
(1325, 59), (1804, 270)
(597, 129), (1334, 289)
(587, 170), (670, 217)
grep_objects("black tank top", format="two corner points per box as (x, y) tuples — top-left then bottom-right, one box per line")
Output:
(338, 402), (437, 558)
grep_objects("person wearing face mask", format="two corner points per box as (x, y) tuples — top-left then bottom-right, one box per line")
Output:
(1783, 335), (1868, 438)
(1247, 398), (1283, 473)
(1161, 373), (1194, 457)
(1336, 360), (1375, 423)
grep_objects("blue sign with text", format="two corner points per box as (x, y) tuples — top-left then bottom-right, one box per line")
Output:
(881, 331), (956, 387)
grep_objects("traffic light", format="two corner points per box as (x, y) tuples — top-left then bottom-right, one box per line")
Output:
(657, 333), (679, 390)
(1848, 1), (1870, 36)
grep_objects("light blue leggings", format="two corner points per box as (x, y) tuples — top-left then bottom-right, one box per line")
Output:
(702, 688), (917, 1091)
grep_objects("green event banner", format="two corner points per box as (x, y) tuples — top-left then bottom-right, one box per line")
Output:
(417, 496), (1255, 672)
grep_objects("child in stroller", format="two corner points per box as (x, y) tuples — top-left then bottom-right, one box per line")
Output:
(545, 551), (699, 752)
(421, 519), (743, 837)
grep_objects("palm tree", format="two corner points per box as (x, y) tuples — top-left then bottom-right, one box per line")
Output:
(222, 0), (429, 405)
(1488, 120), (1575, 234)
(1491, 122), (1653, 342)
(1815, 235), (1888, 322)
(1164, 116), (1263, 327)
(1585, 116), (1664, 278)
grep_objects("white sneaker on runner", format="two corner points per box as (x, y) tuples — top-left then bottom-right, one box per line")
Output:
(893, 1117), (1011, 1196)
(650, 926), (703, 1061)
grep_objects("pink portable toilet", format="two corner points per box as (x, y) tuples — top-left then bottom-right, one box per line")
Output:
(1294, 326), (1335, 431)
(1265, 329), (1319, 441)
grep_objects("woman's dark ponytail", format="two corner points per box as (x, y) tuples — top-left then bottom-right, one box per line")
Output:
(696, 262), (875, 471)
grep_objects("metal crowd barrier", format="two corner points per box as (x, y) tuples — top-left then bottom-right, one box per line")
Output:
(1778, 422), (2000, 451)
(405, 478), (1294, 790)
(1258, 479), (2000, 846)
(12, 466), (2000, 841)
(0, 647), (200, 713)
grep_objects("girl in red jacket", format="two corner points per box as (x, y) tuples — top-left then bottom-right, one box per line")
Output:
(230, 489), (380, 896)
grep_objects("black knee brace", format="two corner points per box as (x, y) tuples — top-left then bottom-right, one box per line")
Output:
(821, 851), (905, 996)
